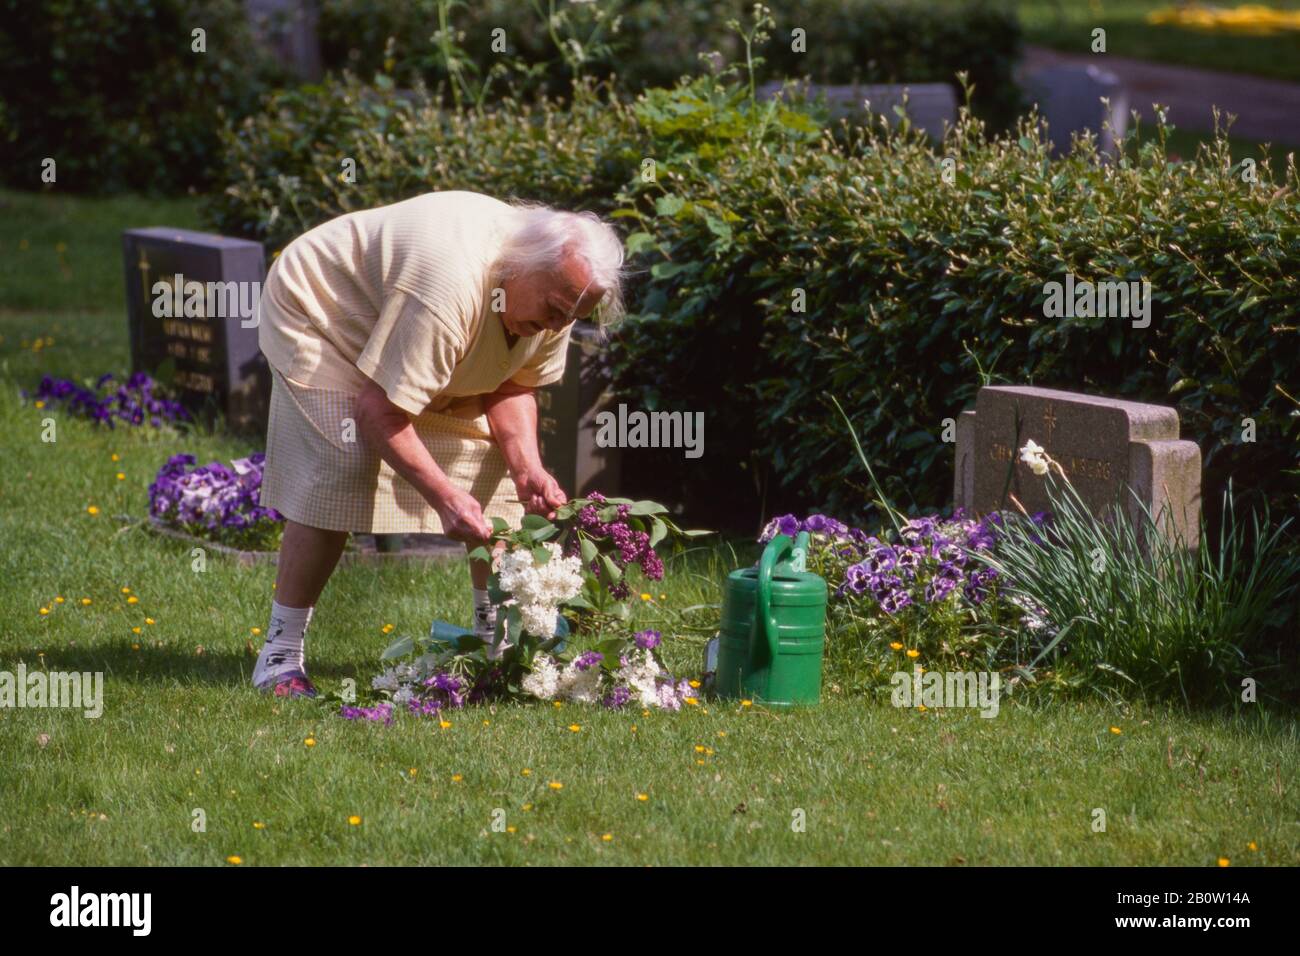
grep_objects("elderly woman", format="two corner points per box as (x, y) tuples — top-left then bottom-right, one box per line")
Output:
(252, 190), (624, 697)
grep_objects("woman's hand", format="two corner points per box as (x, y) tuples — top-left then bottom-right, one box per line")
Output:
(432, 484), (494, 542)
(514, 468), (567, 519)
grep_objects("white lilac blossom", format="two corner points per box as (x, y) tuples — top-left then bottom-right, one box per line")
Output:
(495, 542), (585, 638)
(521, 653), (561, 700)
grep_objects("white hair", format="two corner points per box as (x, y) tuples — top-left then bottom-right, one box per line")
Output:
(493, 199), (627, 327)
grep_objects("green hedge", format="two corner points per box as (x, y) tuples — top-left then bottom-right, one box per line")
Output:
(204, 72), (1300, 531)
(0, 0), (286, 194)
(317, 0), (1021, 124)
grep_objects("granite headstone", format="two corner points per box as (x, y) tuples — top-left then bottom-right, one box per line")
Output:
(954, 385), (1201, 546)
(123, 227), (269, 432)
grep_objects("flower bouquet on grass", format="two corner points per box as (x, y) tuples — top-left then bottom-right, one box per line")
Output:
(148, 452), (283, 551)
(344, 494), (710, 722)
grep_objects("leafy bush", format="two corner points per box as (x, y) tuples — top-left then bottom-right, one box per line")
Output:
(0, 0), (286, 194)
(317, 0), (1020, 123)
(204, 39), (1300, 536)
(611, 76), (1300, 531)
(204, 74), (642, 251)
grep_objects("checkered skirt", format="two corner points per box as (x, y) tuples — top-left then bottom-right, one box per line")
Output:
(259, 368), (525, 534)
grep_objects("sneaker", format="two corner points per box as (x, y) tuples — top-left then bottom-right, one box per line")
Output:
(264, 672), (317, 699)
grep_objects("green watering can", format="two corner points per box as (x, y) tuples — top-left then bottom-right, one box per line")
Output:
(715, 531), (828, 707)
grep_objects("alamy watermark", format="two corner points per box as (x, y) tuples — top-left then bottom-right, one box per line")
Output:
(49, 886), (150, 935)
(595, 404), (704, 459)
(151, 273), (260, 328)
(1, 664), (103, 718)
(1042, 274), (1151, 329)
(890, 667), (1001, 718)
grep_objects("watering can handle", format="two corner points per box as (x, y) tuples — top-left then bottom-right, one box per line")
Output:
(754, 531), (810, 660)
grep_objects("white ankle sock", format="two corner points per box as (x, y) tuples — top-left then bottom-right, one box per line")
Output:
(473, 587), (506, 658)
(253, 600), (313, 688)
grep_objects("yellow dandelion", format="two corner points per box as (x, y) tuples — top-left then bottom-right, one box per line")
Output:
(304, 737), (316, 747)
(439, 720), (452, 729)
(694, 745), (706, 753)
(348, 815), (362, 826)
(917, 704), (928, 712)
(253, 822), (266, 830)
(689, 679), (701, 689)
(408, 768), (418, 777)
(717, 731), (727, 737)
(381, 623), (394, 634)
(1218, 857), (1230, 867)
(506, 826), (517, 834)
(55, 596), (64, 604)
(696, 759), (705, 765)
(226, 855), (242, 865)
(659, 593), (666, 600)
(553, 701), (563, 708)
(640, 592), (651, 601)
(80, 598), (92, 606)
(636, 793), (648, 802)
(451, 774), (463, 782)
(741, 699), (753, 708)
(145, 617), (155, 625)
(111, 453), (120, 462)
(120, 587), (131, 594)
(906, 649), (920, 659)
(34, 399), (46, 409)
(116, 473), (126, 481)
(521, 768), (532, 776)
(131, 626), (142, 634)
(685, 697), (699, 706)
(1248, 841), (1258, 851)
(482, 720), (490, 726)
(522, 803), (533, 811)
(131, 643), (140, 651)
(601, 833), (613, 842)
(126, 596), (138, 605)
(250, 626), (261, 636)
(1109, 726), (1122, 735)
(890, 642), (904, 651)
(86, 505), (99, 516)
(641, 709), (650, 717)
(39, 607), (49, 615)
(630, 725), (637, 732)
(568, 724), (581, 732)
(548, 781), (563, 791)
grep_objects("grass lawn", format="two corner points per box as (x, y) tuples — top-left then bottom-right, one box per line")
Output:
(1019, 0), (1300, 84)
(1, 189), (1297, 866)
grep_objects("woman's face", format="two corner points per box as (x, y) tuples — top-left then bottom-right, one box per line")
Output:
(500, 249), (604, 337)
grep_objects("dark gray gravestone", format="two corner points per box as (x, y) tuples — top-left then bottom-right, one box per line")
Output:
(953, 385), (1201, 548)
(122, 228), (269, 432)
(758, 79), (958, 140)
(536, 324), (622, 498)
(1024, 65), (1129, 157)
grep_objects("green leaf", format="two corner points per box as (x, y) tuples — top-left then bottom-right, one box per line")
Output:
(531, 545), (551, 565)
(655, 194), (685, 217)
(627, 500), (667, 515)
(490, 516), (509, 535)
(600, 553), (624, 584)
(579, 536), (598, 564)
(521, 514), (552, 531)
(649, 516), (667, 548)
(680, 528), (713, 537)
(379, 634), (415, 660)
(466, 545), (492, 563)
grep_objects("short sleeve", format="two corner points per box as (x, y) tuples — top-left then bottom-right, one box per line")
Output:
(511, 325), (572, 388)
(355, 292), (463, 416)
